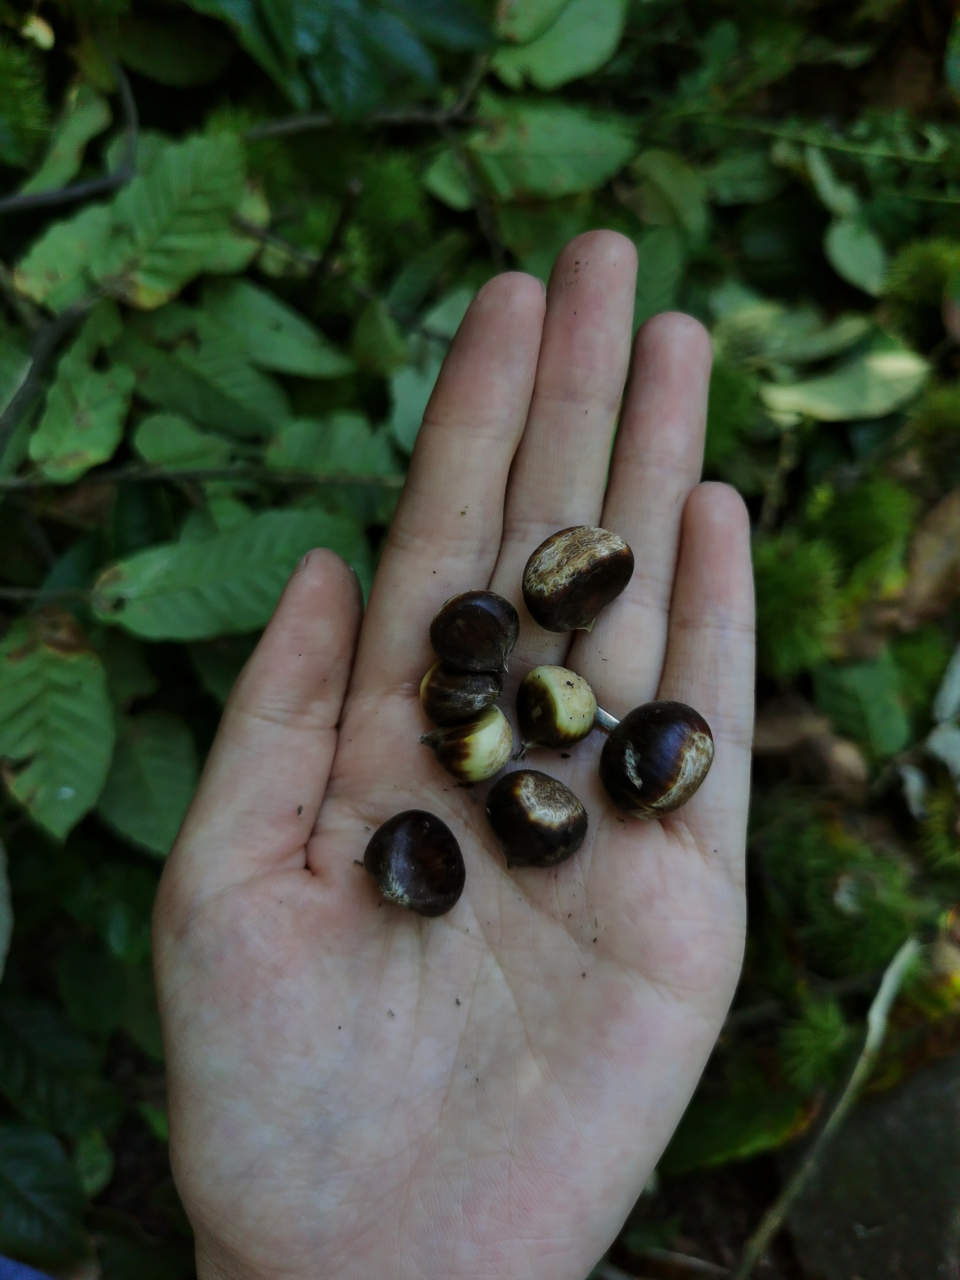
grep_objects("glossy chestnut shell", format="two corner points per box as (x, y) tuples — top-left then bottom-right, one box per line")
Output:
(522, 526), (634, 633)
(420, 660), (503, 727)
(516, 665), (597, 749)
(429, 590), (520, 673)
(421, 705), (514, 783)
(599, 701), (714, 818)
(485, 769), (588, 867)
(363, 810), (465, 916)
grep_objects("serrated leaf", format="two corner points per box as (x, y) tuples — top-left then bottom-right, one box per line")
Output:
(97, 712), (198, 856)
(0, 1125), (84, 1265)
(14, 204), (114, 312)
(761, 347), (928, 421)
(0, 997), (119, 1137)
(94, 134), (246, 308)
(92, 509), (371, 640)
(201, 279), (354, 377)
(390, 335), (445, 452)
(352, 299), (409, 374)
(496, 0), (567, 43)
(186, 0), (310, 108)
(825, 215), (887, 296)
(20, 83), (111, 196)
(28, 344), (135, 484)
(814, 648), (911, 758)
(634, 224), (684, 328)
(422, 147), (474, 210)
(468, 95), (636, 200)
(492, 0), (627, 91)
(0, 612), (115, 840)
(267, 412), (399, 476)
(133, 413), (232, 469)
(94, 630), (159, 707)
(630, 149), (709, 242)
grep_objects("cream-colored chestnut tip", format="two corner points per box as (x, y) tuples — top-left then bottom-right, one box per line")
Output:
(517, 665), (597, 749)
(421, 705), (515, 783)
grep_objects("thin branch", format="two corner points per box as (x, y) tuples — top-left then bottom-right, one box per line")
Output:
(0, 61), (139, 217)
(0, 465), (405, 491)
(312, 176), (363, 284)
(702, 116), (949, 165)
(0, 298), (96, 460)
(723, 968), (884, 1033)
(732, 936), (921, 1280)
(758, 424), (801, 534)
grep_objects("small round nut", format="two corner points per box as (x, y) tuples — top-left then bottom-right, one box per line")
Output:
(485, 769), (588, 867)
(429, 590), (520, 673)
(522, 526), (634, 633)
(363, 810), (465, 916)
(598, 701), (714, 818)
(516, 665), (597, 749)
(420, 661), (503, 727)
(421, 705), (514, 783)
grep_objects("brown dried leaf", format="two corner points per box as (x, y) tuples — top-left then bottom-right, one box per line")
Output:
(899, 487), (960, 627)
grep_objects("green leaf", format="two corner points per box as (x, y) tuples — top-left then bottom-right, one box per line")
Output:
(14, 204), (114, 312)
(92, 509), (371, 640)
(55, 940), (126, 1039)
(468, 94), (636, 201)
(825, 215), (887, 296)
(630, 149), (709, 242)
(761, 346), (928, 422)
(28, 344), (135, 484)
(814, 648), (912, 758)
(95, 630), (159, 707)
(94, 134), (247, 308)
(0, 997), (119, 1137)
(113, 13), (235, 86)
(353, 299), (409, 374)
(0, 1125), (84, 1265)
(64, 864), (156, 967)
(422, 147), (475, 210)
(492, 0), (628, 91)
(634, 225), (684, 328)
(805, 144), (860, 218)
(706, 146), (786, 205)
(20, 83), (111, 196)
(121, 964), (164, 1061)
(73, 1127), (114, 1197)
(497, 200), (594, 280)
(133, 413), (232, 469)
(189, 633), (259, 704)
(0, 35), (49, 169)
(496, 0), (567, 43)
(201, 279), (355, 377)
(97, 712), (198, 856)
(390, 335), (445, 452)
(268, 412), (399, 476)
(0, 613), (116, 840)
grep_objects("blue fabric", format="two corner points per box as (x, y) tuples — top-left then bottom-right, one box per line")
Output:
(0, 1260), (52, 1280)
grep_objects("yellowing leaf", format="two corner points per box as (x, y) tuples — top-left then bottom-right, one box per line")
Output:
(97, 711), (198, 855)
(29, 345), (135, 484)
(0, 611), (115, 839)
(13, 204), (113, 311)
(19, 83), (111, 196)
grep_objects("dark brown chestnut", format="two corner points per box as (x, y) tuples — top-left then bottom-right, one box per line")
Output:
(599, 701), (714, 818)
(517, 665), (597, 749)
(421, 705), (514, 783)
(429, 590), (520, 673)
(485, 769), (588, 867)
(522, 526), (634, 632)
(363, 810), (465, 916)
(420, 660), (503, 727)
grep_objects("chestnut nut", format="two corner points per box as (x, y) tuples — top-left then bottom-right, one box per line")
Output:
(517, 665), (597, 749)
(599, 700), (714, 818)
(485, 769), (588, 867)
(430, 590), (520, 673)
(363, 810), (465, 916)
(421, 705), (514, 783)
(420, 660), (503, 727)
(522, 526), (634, 633)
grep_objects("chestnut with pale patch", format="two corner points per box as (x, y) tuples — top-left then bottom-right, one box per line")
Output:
(599, 701), (714, 818)
(362, 810), (465, 917)
(486, 768), (588, 867)
(517, 664), (598, 749)
(522, 525), (634, 632)
(420, 705), (514, 783)
(420, 660), (503, 727)
(429, 590), (520, 672)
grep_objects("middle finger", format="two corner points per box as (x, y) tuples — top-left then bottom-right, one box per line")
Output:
(488, 230), (638, 669)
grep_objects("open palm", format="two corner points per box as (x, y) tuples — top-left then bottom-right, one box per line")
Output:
(154, 231), (755, 1280)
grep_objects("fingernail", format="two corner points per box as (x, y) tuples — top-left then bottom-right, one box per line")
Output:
(294, 551), (313, 574)
(539, 277), (547, 297)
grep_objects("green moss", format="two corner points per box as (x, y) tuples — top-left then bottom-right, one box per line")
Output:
(884, 238), (960, 348)
(890, 626), (952, 725)
(781, 995), (855, 1092)
(704, 359), (757, 470)
(755, 535), (841, 680)
(809, 475), (916, 574)
(909, 382), (960, 490)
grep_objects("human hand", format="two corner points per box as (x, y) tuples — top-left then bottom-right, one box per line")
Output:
(154, 230), (755, 1280)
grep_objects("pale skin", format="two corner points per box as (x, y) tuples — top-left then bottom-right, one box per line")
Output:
(153, 230), (756, 1280)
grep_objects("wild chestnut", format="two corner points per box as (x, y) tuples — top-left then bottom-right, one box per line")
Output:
(599, 701), (714, 818)
(363, 810), (465, 916)
(485, 769), (588, 867)
(516, 665), (597, 749)
(420, 660), (503, 727)
(429, 590), (520, 673)
(421, 705), (514, 783)
(522, 526), (634, 632)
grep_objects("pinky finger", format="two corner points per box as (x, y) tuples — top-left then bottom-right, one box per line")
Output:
(656, 483), (755, 882)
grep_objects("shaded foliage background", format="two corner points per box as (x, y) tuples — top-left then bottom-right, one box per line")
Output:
(3, 0), (960, 1274)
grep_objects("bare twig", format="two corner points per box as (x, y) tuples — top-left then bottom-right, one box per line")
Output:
(0, 465), (405, 491)
(0, 298), (96, 459)
(758, 424), (801, 534)
(0, 61), (139, 216)
(701, 116), (948, 165)
(312, 176), (363, 283)
(732, 937), (921, 1279)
